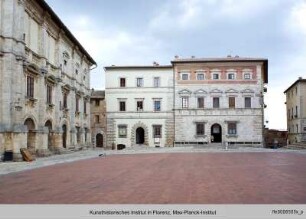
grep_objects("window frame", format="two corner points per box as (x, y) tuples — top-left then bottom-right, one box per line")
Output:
(153, 100), (161, 112)
(137, 100), (144, 111)
(228, 123), (237, 135)
(118, 125), (127, 138)
(153, 77), (160, 87)
(119, 101), (126, 112)
(153, 125), (162, 138)
(181, 97), (189, 109)
(227, 73), (235, 80)
(27, 75), (35, 98)
(212, 73), (220, 80)
(229, 96), (235, 108)
(196, 73), (205, 80)
(136, 77), (143, 87)
(181, 72), (190, 80)
(213, 97), (220, 108)
(197, 97), (204, 108)
(46, 84), (52, 104)
(196, 123), (205, 136)
(244, 97), (252, 108)
(120, 78), (126, 87)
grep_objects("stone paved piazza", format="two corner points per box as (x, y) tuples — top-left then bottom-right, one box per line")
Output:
(0, 148), (306, 204)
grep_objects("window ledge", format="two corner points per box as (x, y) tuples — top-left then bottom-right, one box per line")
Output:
(26, 97), (38, 102)
(195, 135), (207, 138)
(226, 134), (238, 138)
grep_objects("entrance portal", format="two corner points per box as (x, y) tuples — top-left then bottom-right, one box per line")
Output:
(211, 124), (222, 143)
(62, 124), (67, 148)
(45, 120), (52, 149)
(96, 133), (103, 147)
(136, 127), (145, 144)
(24, 118), (36, 153)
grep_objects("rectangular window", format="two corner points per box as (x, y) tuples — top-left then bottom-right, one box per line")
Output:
(154, 77), (160, 87)
(84, 99), (87, 114)
(27, 75), (34, 98)
(303, 127), (306, 132)
(197, 74), (205, 80)
(95, 115), (100, 123)
(76, 126), (81, 144)
(182, 97), (189, 108)
(212, 74), (219, 80)
(245, 97), (251, 108)
(46, 84), (52, 104)
(118, 125), (127, 138)
(229, 97), (235, 108)
(296, 125), (299, 133)
(154, 100), (161, 111)
(244, 73), (251, 79)
(95, 99), (100, 106)
(137, 101), (143, 111)
(84, 128), (88, 143)
(76, 96), (80, 112)
(197, 97), (204, 108)
(213, 97), (220, 108)
(63, 93), (68, 109)
(228, 123), (237, 135)
(153, 125), (162, 138)
(296, 106), (298, 117)
(228, 73), (235, 80)
(181, 74), (189, 80)
(120, 78), (126, 87)
(137, 78), (143, 87)
(196, 123), (205, 136)
(119, 101), (126, 111)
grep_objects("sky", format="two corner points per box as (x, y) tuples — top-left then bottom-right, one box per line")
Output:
(46, 0), (306, 130)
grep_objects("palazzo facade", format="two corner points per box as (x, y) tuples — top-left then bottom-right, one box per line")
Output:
(105, 65), (174, 149)
(0, 0), (96, 161)
(284, 77), (306, 144)
(173, 57), (268, 146)
(105, 57), (268, 148)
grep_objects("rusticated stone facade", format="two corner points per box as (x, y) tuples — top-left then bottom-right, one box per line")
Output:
(0, 0), (96, 161)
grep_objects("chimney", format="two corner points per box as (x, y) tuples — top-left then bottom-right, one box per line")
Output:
(227, 55), (232, 58)
(174, 55), (179, 59)
(191, 56), (195, 58)
(153, 61), (159, 66)
(235, 55), (239, 58)
(298, 77), (303, 80)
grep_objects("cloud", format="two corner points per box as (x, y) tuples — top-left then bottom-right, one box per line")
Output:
(149, 0), (278, 33)
(289, 0), (306, 35)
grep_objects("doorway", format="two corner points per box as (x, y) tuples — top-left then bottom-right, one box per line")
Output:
(211, 124), (222, 143)
(96, 133), (103, 147)
(24, 118), (36, 153)
(136, 127), (145, 144)
(62, 124), (67, 148)
(45, 120), (52, 149)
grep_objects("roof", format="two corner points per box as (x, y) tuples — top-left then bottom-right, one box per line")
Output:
(38, 0), (96, 65)
(104, 65), (172, 70)
(284, 78), (306, 94)
(91, 90), (105, 98)
(172, 57), (269, 83)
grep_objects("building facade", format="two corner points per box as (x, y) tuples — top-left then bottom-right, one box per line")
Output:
(0, 0), (96, 161)
(90, 90), (107, 148)
(284, 78), (306, 144)
(173, 57), (268, 146)
(105, 65), (174, 149)
(105, 57), (268, 148)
